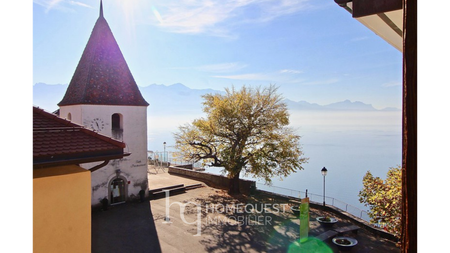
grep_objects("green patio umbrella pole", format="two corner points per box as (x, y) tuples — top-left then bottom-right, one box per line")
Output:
(287, 197), (332, 253)
(299, 197), (309, 242)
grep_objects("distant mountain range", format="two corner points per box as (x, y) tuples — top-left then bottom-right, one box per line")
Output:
(32, 82), (399, 113)
(284, 99), (398, 111)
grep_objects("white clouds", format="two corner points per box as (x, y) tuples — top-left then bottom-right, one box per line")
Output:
(279, 69), (303, 74)
(210, 70), (320, 85)
(34, 0), (92, 13)
(164, 63), (306, 84)
(299, 78), (339, 86)
(213, 68), (305, 83)
(152, 0), (311, 37)
(150, 1), (233, 36)
(214, 73), (270, 81)
(197, 62), (248, 73)
(33, 0), (62, 12)
(350, 36), (369, 42)
(68, 1), (92, 8)
(35, 0), (311, 37)
(382, 81), (401, 87)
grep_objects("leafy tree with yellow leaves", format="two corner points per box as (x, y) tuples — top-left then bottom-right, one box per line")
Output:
(174, 85), (308, 194)
(359, 166), (402, 237)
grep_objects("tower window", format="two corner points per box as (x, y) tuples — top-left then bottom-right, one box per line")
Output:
(112, 113), (122, 130)
(111, 113), (123, 140)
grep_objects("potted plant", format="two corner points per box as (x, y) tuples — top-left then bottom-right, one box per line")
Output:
(332, 236), (358, 249)
(316, 216), (338, 227)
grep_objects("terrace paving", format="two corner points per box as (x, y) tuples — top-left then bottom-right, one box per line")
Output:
(92, 168), (400, 252)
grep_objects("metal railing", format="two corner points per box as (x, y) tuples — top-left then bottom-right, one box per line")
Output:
(148, 151), (197, 166)
(256, 183), (370, 222)
(146, 151), (372, 222)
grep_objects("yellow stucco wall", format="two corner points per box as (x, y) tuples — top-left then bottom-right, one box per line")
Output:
(34, 165), (91, 253)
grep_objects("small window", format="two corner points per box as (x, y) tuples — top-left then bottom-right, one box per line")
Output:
(112, 113), (122, 130)
(67, 113), (72, 121)
(111, 113), (123, 140)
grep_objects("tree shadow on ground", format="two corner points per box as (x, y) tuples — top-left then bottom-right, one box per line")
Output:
(182, 190), (302, 252)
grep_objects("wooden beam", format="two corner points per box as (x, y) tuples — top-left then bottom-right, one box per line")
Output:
(401, 0), (417, 252)
(353, 0), (402, 18)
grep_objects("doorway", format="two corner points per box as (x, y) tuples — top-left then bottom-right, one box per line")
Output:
(110, 177), (126, 204)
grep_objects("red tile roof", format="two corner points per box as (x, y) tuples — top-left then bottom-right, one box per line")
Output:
(33, 107), (128, 168)
(58, 8), (148, 107)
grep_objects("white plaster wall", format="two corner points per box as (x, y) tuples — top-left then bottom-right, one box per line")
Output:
(60, 104), (148, 205)
(59, 105), (82, 124)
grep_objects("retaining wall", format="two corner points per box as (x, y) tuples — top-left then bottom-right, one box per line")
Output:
(168, 166), (397, 242)
(169, 166), (398, 241)
(168, 166), (255, 194)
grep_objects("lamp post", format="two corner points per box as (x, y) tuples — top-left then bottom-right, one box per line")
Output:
(321, 167), (328, 206)
(163, 142), (166, 163)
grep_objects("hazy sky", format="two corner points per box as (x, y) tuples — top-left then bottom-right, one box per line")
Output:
(33, 0), (402, 109)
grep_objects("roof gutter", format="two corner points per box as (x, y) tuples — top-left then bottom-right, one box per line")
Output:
(33, 152), (131, 169)
(88, 160), (110, 173)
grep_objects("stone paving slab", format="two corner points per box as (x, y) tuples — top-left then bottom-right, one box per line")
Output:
(92, 170), (400, 252)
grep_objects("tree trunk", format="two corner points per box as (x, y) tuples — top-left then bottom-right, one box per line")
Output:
(228, 173), (241, 194)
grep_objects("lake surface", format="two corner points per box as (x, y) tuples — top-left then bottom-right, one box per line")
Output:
(148, 110), (402, 217)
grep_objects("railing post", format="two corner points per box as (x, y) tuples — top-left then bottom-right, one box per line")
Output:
(254, 184), (370, 222)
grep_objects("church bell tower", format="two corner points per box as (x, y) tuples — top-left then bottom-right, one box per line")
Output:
(58, 1), (149, 205)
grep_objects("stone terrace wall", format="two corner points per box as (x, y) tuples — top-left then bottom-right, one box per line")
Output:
(169, 166), (397, 242)
(168, 166), (256, 194)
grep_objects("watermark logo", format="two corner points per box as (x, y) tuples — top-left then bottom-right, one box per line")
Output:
(163, 190), (202, 236)
(162, 190), (289, 236)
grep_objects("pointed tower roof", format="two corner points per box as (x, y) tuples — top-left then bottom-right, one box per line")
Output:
(58, 1), (149, 107)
